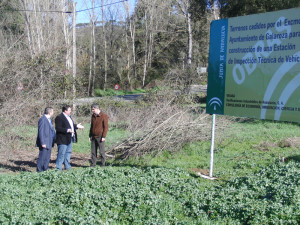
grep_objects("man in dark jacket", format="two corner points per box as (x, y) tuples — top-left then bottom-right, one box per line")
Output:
(89, 103), (109, 167)
(55, 105), (84, 171)
(36, 107), (56, 172)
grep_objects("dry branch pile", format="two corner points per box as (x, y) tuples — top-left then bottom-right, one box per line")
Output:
(108, 95), (229, 159)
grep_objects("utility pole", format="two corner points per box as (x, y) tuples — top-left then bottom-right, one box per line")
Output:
(72, 2), (77, 111)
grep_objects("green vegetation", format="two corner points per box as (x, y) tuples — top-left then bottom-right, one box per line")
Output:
(0, 161), (299, 224)
(113, 118), (299, 177)
(73, 123), (129, 154)
(94, 88), (146, 97)
(1, 117), (300, 224)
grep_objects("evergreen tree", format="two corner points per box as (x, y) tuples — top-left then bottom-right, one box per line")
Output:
(218, 0), (300, 18)
(0, 0), (24, 35)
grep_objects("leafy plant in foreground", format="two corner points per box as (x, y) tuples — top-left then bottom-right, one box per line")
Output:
(0, 161), (299, 224)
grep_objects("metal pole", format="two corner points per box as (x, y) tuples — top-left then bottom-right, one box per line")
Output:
(209, 114), (216, 178)
(72, 2), (77, 111)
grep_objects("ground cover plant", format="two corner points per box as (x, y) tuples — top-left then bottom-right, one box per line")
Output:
(0, 93), (300, 223)
(0, 160), (299, 224)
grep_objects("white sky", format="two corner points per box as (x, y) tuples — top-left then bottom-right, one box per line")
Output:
(74, 0), (136, 24)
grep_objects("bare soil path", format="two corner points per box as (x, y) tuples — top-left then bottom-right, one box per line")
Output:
(0, 148), (90, 173)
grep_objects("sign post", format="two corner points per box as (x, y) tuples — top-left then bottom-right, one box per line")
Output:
(209, 114), (216, 178)
(124, 81), (128, 94)
(114, 84), (119, 97)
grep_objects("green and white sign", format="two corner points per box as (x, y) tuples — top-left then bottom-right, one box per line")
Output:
(207, 8), (300, 123)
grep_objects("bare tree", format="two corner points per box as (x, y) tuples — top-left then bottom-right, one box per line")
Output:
(62, 0), (72, 98)
(84, 0), (97, 95)
(122, 1), (133, 88)
(19, 0), (74, 99)
(123, 1), (136, 88)
(21, 0), (34, 57)
(175, 0), (193, 68)
(209, 0), (220, 20)
(101, 0), (108, 91)
(140, 0), (156, 87)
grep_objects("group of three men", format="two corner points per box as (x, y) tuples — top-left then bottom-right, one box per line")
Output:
(36, 104), (108, 172)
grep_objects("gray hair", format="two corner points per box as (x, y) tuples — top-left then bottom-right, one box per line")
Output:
(91, 103), (100, 109)
(44, 107), (53, 115)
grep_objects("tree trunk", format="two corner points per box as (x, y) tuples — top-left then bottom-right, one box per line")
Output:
(176, 0), (193, 84)
(125, 24), (131, 85)
(142, 11), (149, 87)
(62, 0), (72, 98)
(92, 20), (96, 95)
(210, 0), (220, 20)
(102, 0), (108, 91)
(21, 0), (34, 57)
(123, 1), (135, 89)
(33, 0), (41, 53)
(187, 11), (192, 66)
(88, 24), (93, 96)
(130, 17), (136, 87)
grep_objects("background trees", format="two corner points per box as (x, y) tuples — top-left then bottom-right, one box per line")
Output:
(218, 0), (300, 18)
(0, 0), (212, 103)
(0, 0), (299, 159)
(0, 0), (299, 107)
(74, 0), (212, 91)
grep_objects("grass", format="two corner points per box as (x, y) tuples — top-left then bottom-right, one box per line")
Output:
(2, 114), (300, 184)
(94, 88), (146, 97)
(4, 115), (300, 181)
(112, 117), (300, 181)
(73, 122), (130, 154)
(14, 115), (300, 172)
(9, 122), (130, 154)
(7, 125), (37, 150)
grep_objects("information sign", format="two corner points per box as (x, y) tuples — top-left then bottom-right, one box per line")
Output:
(207, 8), (300, 123)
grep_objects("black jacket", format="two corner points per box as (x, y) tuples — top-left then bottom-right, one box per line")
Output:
(55, 113), (78, 145)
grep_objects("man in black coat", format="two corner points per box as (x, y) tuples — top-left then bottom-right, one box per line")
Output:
(36, 107), (56, 172)
(55, 105), (84, 171)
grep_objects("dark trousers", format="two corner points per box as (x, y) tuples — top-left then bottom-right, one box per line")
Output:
(91, 137), (106, 167)
(37, 147), (52, 172)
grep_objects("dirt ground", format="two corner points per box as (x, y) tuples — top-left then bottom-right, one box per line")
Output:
(0, 148), (91, 173)
(1, 137), (299, 174)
